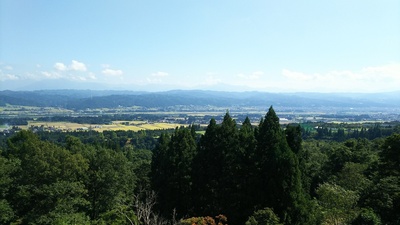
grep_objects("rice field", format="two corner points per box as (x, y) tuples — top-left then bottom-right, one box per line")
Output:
(25, 121), (186, 132)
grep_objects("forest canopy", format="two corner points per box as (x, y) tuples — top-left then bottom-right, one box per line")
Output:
(0, 107), (399, 225)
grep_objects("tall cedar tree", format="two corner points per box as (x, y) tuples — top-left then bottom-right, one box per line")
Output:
(192, 118), (222, 216)
(193, 112), (245, 222)
(236, 117), (258, 224)
(256, 106), (310, 224)
(150, 133), (170, 215)
(193, 113), (254, 224)
(217, 112), (241, 223)
(151, 127), (197, 218)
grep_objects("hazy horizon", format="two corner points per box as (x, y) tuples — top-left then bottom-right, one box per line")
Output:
(1, 1), (399, 93)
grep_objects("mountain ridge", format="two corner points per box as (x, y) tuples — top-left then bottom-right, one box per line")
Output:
(0, 89), (399, 109)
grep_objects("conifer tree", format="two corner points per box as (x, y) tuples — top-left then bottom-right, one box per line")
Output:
(255, 107), (310, 224)
(151, 128), (197, 218)
(237, 117), (258, 223)
(193, 118), (222, 215)
(150, 133), (170, 215)
(218, 112), (241, 222)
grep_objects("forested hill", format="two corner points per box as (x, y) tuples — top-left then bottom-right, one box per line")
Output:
(1, 108), (399, 224)
(0, 89), (399, 109)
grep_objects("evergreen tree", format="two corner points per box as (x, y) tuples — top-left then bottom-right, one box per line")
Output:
(380, 133), (400, 176)
(237, 117), (258, 223)
(193, 118), (222, 216)
(150, 133), (170, 214)
(217, 112), (241, 223)
(151, 128), (197, 218)
(255, 107), (310, 224)
(0, 153), (17, 224)
(167, 127), (197, 216)
(285, 125), (302, 154)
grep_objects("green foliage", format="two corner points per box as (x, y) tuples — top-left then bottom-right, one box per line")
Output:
(299, 140), (329, 196)
(285, 125), (302, 154)
(96, 206), (138, 225)
(180, 215), (228, 225)
(0, 153), (17, 223)
(351, 208), (381, 225)
(317, 183), (359, 225)
(192, 113), (254, 223)
(380, 133), (400, 176)
(38, 212), (90, 225)
(2, 109), (400, 225)
(1, 130), (141, 224)
(366, 176), (400, 225)
(6, 130), (89, 224)
(83, 145), (136, 220)
(256, 107), (310, 224)
(192, 118), (223, 216)
(245, 208), (282, 225)
(335, 162), (372, 194)
(151, 127), (197, 217)
(124, 145), (152, 191)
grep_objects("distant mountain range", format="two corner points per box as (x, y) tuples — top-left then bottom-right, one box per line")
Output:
(0, 89), (399, 110)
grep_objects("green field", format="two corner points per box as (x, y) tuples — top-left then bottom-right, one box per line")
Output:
(25, 121), (187, 132)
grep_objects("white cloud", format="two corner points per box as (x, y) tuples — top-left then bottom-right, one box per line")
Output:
(70, 60), (87, 71)
(71, 76), (87, 81)
(146, 77), (163, 83)
(281, 62), (400, 92)
(54, 60), (87, 72)
(151, 71), (169, 77)
(0, 64), (13, 72)
(204, 75), (221, 86)
(88, 72), (97, 80)
(145, 71), (169, 83)
(4, 66), (13, 70)
(237, 71), (263, 80)
(361, 63), (400, 81)
(54, 62), (67, 71)
(282, 69), (313, 81)
(41, 71), (62, 79)
(0, 73), (19, 81)
(102, 68), (123, 76)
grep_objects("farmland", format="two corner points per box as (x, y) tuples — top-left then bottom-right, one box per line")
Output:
(1, 102), (399, 135)
(25, 120), (188, 132)
(1, 89), (400, 136)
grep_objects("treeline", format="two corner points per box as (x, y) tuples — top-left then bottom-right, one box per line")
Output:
(0, 107), (399, 224)
(0, 130), (152, 224)
(0, 118), (31, 126)
(1, 114), (167, 126)
(304, 123), (400, 141)
(151, 107), (310, 224)
(34, 129), (166, 151)
(37, 114), (170, 124)
(150, 107), (400, 225)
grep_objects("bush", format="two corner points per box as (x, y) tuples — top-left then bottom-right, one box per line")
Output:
(180, 215), (227, 225)
(245, 208), (282, 225)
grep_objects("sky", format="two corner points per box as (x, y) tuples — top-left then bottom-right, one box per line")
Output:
(1, 0), (399, 92)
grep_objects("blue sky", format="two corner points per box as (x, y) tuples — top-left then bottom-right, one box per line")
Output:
(1, 0), (399, 92)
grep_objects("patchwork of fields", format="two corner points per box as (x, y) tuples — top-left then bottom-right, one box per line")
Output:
(25, 121), (188, 132)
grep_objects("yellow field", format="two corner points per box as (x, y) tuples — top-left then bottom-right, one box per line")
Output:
(25, 121), (186, 132)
